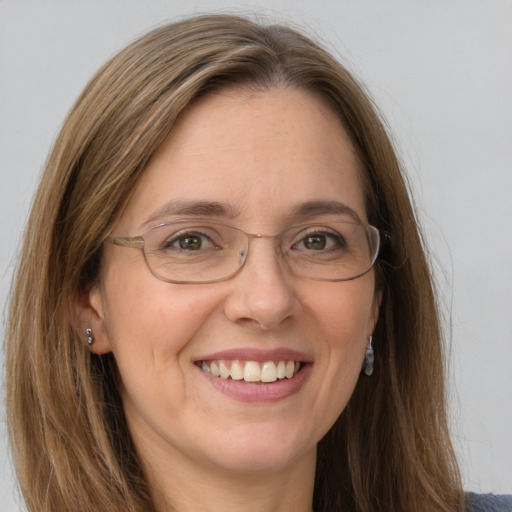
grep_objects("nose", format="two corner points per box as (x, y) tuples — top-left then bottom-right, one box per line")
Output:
(223, 237), (300, 330)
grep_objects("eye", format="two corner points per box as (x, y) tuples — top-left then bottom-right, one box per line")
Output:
(303, 234), (327, 250)
(176, 234), (203, 250)
(293, 229), (346, 252)
(163, 230), (220, 251)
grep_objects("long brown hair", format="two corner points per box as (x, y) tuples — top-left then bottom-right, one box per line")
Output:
(6, 14), (464, 511)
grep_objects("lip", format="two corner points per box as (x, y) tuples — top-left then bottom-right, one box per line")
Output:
(194, 347), (313, 364)
(198, 362), (312, 403)
(194, 348), (313, 403)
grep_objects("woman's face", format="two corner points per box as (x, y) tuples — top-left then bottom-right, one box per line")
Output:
(87, 87), (379, 477)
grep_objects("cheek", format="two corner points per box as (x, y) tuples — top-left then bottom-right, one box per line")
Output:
(100, 257), (220, 371)
(305, 277), (376, 344)
(304, 278), (376, 396)
(294, 281), (376, 440)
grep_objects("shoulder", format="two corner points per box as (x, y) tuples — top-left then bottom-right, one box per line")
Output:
(466, 493), (512, 512)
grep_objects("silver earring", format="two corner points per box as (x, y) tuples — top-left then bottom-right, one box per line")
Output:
(362, 336), (374, 376)
(86, 328), (94, 346)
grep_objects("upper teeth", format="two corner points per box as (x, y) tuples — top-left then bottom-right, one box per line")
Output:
(200, 360), (301, 383)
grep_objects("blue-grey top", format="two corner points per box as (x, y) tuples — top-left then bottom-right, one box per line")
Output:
(466, 493), (512, 511)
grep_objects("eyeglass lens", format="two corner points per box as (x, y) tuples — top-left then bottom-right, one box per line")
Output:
(140, 220), (380, 284)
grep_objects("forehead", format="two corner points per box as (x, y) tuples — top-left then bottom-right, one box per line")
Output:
(119, 87), (366, 232)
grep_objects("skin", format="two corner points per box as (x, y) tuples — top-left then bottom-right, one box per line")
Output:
(79, 87), (380, 512)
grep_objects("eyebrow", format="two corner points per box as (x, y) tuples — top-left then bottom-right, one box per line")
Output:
(291, 200), (363, 223)
(140, 199), (363, 231)
(140, 199), (240, 230)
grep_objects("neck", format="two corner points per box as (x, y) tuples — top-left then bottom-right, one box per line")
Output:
(141, 444), (316, 512)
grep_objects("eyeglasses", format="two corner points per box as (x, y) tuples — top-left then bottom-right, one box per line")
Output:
(107, 218), (381, 284)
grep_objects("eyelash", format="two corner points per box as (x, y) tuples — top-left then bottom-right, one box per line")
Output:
(163, 231), (219, 250)
(151, 222), (354, 254)
(292, 229), (347, 250)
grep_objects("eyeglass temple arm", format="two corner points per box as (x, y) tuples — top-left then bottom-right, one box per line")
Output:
(107, 236), (144, 248)
(378, 231), (392, 258)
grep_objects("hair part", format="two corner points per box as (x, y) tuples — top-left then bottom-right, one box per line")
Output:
(6, 13), (463, 511)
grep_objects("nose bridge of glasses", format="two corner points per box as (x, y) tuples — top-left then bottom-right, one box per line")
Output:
(246, 232), (284, 250)
(239, 232), (285, 267)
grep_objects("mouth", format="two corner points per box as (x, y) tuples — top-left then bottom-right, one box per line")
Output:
(195, 349), (312, 402)
(196, 359), (304, 383)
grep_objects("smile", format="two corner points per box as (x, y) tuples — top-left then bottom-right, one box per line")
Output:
(198, 359), (302, 383)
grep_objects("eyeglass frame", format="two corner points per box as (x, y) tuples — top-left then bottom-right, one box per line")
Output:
(106, 218), (383, 285)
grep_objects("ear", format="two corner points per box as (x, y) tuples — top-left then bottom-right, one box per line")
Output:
(73, 283), (113, 355)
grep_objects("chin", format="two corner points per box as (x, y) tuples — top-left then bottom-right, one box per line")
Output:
(210, 448), (313, 475)
(201, 424), (316, 475)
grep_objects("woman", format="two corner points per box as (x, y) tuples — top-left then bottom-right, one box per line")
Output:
(5, 13), (508, 512)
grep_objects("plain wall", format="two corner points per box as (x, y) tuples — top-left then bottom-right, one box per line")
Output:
(1, 1), (511, 509)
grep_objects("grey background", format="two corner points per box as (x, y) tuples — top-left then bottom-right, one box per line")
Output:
(1, 1), (511, 509)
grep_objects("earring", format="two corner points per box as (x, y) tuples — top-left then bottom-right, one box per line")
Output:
(85, 328), (95, 346)
(362, 336), (374, 376)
